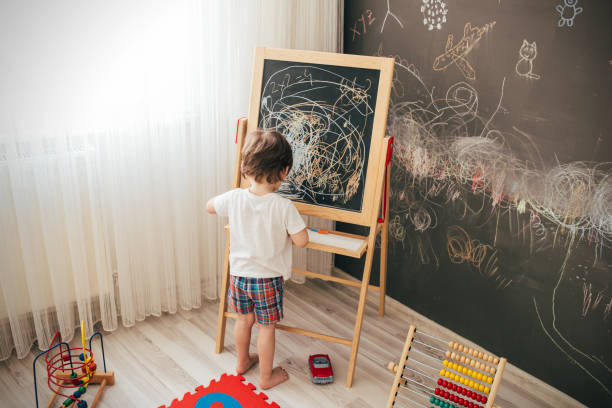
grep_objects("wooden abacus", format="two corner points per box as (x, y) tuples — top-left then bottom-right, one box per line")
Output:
(386, 325), (506, 408)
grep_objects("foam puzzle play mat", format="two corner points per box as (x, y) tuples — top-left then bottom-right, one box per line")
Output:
(158, 374), (280, 408)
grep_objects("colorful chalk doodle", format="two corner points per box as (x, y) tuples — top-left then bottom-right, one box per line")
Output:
(350, 9), (376, 41)
(433, 22), (496, 80)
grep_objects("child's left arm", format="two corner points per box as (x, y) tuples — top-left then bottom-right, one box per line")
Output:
(206, 189), (236, 216)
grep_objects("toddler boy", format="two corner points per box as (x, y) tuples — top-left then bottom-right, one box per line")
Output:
(206, 129), (308, 389)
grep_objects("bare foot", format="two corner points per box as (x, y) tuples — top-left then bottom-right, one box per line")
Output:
(260, 366), (289, 389)
(237, 353), (259, 375)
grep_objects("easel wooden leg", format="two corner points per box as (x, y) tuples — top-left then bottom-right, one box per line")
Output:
(216, 118), (246, 354)
(215, 232), (231, 354)
(379, 165), (390, 317)
(346, 228), (378, 387)
(379, 227), (388, 317)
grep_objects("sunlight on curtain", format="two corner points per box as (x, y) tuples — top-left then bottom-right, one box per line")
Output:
(0, 0), (340, 360)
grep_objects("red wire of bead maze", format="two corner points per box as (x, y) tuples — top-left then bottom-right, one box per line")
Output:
(158, 374), (280, 408)
(45, 332), (96, 406)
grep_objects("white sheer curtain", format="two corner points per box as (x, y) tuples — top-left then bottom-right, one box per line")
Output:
(0, 0), (340, 360)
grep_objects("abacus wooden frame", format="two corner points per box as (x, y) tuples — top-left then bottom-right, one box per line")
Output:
(386, 325), (507, 408)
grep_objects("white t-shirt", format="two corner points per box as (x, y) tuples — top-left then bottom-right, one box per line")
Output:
(214, 188), (306, 280)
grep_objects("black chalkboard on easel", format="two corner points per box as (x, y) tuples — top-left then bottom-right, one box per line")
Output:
(246, 47), (394, 226)
(258, 59), (380, 213)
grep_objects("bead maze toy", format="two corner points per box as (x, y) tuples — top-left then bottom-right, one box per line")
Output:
(386, 325), (506, 408)
(33, 320), (115, 408)
(158, 374), (280, 408)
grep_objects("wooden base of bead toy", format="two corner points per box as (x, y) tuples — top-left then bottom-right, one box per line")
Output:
(33, 324), (115, 408)
(46, 372), (115, 408)
(386, 325), (506, 408)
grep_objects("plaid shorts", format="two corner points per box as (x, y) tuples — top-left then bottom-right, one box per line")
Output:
(228, 275), (284, 325)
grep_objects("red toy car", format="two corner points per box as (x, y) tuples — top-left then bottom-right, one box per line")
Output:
(308, 354), (333, 384)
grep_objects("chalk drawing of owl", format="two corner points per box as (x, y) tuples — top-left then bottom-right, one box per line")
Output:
(515, 40), (540, 80)
(421, 0), (448, 31)
(556, 0), (583, 27)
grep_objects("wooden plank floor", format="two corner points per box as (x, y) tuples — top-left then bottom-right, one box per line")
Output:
(0, 271), (585, 408)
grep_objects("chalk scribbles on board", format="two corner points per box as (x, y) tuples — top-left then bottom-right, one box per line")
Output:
(421, 0), (448, 31)
(556, 0), (583, 27)
(433, 22), (496, 80)
(515, 40), (541, 80)
(380, 0), (404, 33)
(259, 63), (377, 209)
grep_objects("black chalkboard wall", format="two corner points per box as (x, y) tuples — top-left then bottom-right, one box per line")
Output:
(258, 59), (380, 212)
(338, 1), (612, 406)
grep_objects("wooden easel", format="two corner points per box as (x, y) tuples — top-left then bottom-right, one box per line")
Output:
(215, 47), (394, 387)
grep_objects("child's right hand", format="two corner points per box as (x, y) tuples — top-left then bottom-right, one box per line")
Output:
(290, 228), (308, 248)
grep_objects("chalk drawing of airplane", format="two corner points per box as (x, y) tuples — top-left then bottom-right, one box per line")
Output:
(433, 21), (496, 80)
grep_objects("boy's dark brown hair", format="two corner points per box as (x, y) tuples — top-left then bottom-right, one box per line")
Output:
(241, 129), (293, 184)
